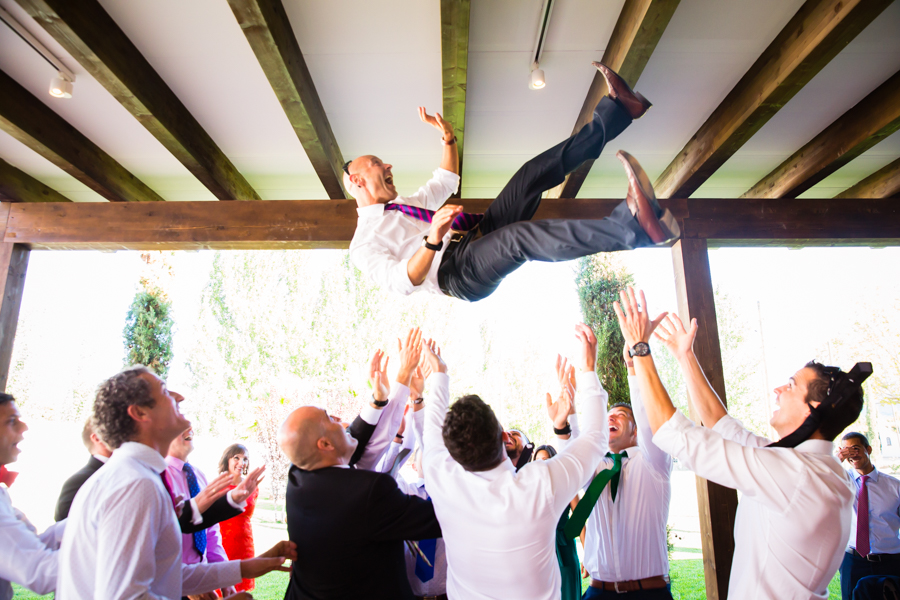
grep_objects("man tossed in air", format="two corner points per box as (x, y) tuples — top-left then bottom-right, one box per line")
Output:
(345, 62), (679, 302)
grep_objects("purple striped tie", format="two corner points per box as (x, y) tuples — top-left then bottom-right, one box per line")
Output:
(384, 203), (484, 232)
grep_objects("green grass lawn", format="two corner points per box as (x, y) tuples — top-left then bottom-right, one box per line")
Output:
(12, 561), (842, 599)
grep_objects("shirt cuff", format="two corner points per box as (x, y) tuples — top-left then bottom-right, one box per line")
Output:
(575, 370), (602, 394)
(189, 498), (202, 526)
(359, 403), (384, 426)
(226, 490), (247, 510)
(652, 410), (693, 454)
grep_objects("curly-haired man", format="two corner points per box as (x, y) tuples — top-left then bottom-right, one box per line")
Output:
(56, 366), (293, 600)
(421, 325), (610, 600)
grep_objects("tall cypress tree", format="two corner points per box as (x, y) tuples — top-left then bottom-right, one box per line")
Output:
(123, 289), (174, 379)
(575, 255), (634, 407)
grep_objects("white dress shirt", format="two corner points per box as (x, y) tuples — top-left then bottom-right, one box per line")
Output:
(423, 370), (609, 600)
(355, 382), (410, 472)
(0, 485), (64, 600)
(654, 411), (853, 600)
(57, 441), (242, 600)
(349, 168), (460, 297)
(846, 466), (900, 555)
(580, 375), (673, 582)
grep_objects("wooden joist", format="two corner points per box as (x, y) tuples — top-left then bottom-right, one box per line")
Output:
(16, 0), (261, 201)
(654, 0), (894, 199)
(3, 197), (898, 251)
(743, 70), (900, 199)
(547, 0), (681, 199)
(228, 0), (347, 199)
(836, 157), (900, 199)
(0, 69), (165, 203)
(0, 157), (71, 203)
(441, 0), (471, 197)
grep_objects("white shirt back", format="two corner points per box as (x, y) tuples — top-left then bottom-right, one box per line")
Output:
(423, 371), (608, 600)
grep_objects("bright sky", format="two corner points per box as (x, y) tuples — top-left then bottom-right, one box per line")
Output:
(9, 245), (900, 424)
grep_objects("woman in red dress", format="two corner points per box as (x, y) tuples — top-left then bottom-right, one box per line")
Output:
(217, 443), (259, 593)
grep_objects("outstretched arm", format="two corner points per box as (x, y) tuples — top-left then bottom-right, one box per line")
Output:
(655, 314), (728, 428)
(613, 287), (671, 434)
(419, 107), (458, 175)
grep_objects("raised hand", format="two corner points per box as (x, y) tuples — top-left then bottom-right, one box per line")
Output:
(369, 349), (390, 403)
(409, 365), (425, 401)
(231, 465), (266, 504)
(418, 107), (455, 141)
(546, 355), (575, 429)
(654, 314), (697, 361)
(574, 323), (598, 373)
(194, 472), (232, 513)
(427, 204), (464, 245)
(613, 287), (667, 349)
(396, 327), (423, 386)
(421, 339), (447, 378)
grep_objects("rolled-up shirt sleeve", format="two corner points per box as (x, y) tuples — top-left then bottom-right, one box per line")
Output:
(350, 242), (417, 296)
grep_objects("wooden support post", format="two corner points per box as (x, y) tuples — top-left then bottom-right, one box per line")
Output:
(0, 203), (28, 392)
(671, 238), (738, 600)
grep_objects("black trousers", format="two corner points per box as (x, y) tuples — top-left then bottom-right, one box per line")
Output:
(438, 96), (655, 302)
(841, 550), (900, 599)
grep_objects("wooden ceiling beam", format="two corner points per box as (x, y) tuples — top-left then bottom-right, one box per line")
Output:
(228, 0), (347, 199)
(0, 157), (71, 203)
(441, 0), (470, 198)
(546, 0), (681, 199)
(835, 157), (900, 199)
(4, 197), (898, 251)
(15, 0), (261, 201)
(0, 69), (164, 202)
(654, 0), (894, 199)
(742, 70), (900, 199)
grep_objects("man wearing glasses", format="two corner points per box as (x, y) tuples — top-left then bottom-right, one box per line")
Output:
(343, 62), (679, 303)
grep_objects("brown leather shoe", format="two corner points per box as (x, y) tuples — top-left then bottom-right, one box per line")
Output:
(616, 150), (680, 245)
(593, 62), (652, 119)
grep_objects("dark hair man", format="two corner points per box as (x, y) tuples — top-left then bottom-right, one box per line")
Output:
(0, 392), (64, 599)
(346, 62), (678, 303)
(554, 343), (674, 598)
(56, 366), (292, 599)
(836, 432), (900, 599)
(616, 287), (866, 600)
(54, 416), (112, 521)
(422, 324), (610, 599)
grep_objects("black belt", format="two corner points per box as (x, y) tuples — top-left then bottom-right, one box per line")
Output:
(437, 225), (482, 298)
(414, 595), (447, 600)
(849, 548), (900, 562)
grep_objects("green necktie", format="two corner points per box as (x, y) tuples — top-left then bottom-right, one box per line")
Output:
(563, 451), (627, 540)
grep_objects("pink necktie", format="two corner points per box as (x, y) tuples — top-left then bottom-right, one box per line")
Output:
(856, 474), (870, 557)
(383, 203), (484, 232)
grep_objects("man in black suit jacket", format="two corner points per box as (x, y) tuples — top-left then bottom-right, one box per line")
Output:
(279, 402), (440, 600)
(54, 418), (112, 521)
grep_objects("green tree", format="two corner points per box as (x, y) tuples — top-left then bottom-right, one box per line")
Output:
(123, 290), (174, 378)
(575, 255), (633, 406)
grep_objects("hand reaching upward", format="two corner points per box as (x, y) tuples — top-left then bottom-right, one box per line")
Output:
(396, 327), (423, 386)
(654, 314), (698, 361)
(613, 287), (667, 350)
(418, 107), (455, 142)
(574, 323), (598, 373)
(546, 354), (575, 430)
(422, 339), (447, 379)
(369, 349), (390, 403)
(231, 465), (266, 504)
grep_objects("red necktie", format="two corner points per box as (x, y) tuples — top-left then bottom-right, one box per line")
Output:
(0, 466), (17, 487)
(383, 203), (484, 232)
(856, 474), (870, 557)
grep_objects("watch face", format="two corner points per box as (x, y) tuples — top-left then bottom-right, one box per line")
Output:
(630, 342), (651, 357)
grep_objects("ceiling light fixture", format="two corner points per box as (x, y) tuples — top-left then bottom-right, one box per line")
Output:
(528, 0), (555, 90)
(0, 6), (77, 99)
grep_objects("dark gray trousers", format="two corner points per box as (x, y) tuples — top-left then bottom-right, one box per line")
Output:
(438, 97), (654, 302)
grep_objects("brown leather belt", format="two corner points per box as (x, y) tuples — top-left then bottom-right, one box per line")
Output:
(591, 575), (668, 593)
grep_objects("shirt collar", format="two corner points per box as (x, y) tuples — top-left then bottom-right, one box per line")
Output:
(115, 441), (168, 474)
(356, 203), (386, 219)
(92, 454), (110, 464)
(165, 455), (186, 470)
(474, 457), (517, 481)
(794, 439), (835, 456)
(852, 466), (879, 483)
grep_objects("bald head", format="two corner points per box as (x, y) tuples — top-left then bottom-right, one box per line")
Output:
(279, 406), (357, 470)
(342, 155), (396, 207)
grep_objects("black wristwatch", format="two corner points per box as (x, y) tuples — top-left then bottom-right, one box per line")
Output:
(422, 236), (443, 251)
(553, 422), (572, 436)
(628, 342), (651, 358)
(372, 395), (388, 408)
